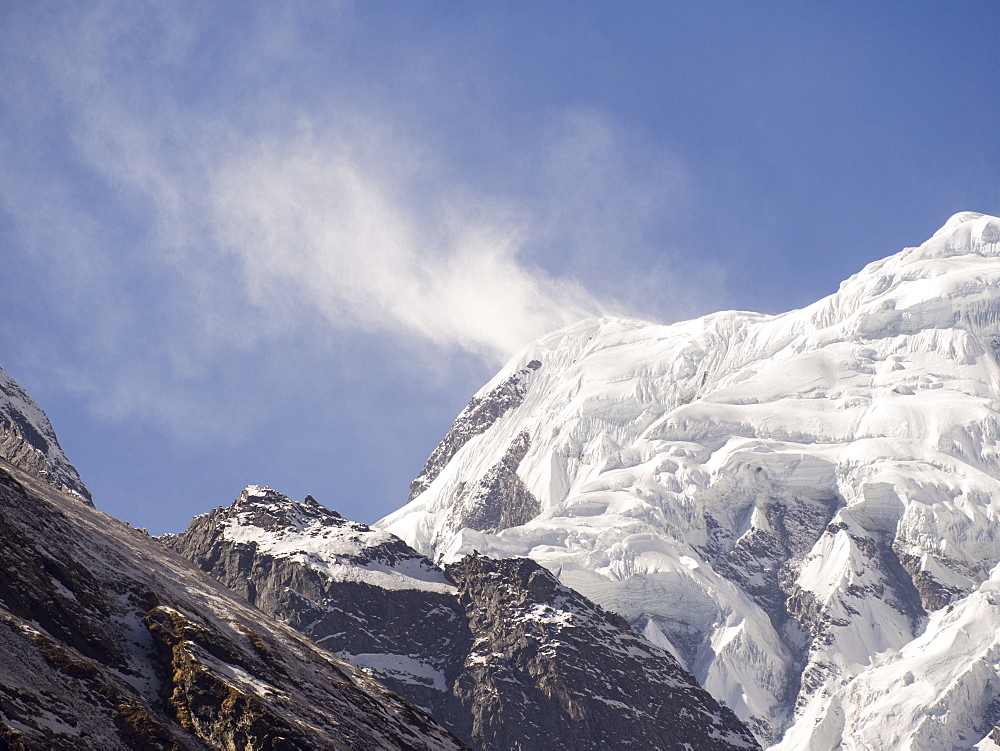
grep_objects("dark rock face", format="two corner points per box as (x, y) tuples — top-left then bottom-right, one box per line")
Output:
(442, 431), (539, 539)
(168, 487), (759, 750)
(0, 462), (467, 750)
(895, 548), (970, 611)
(447, 555), (760, 751)
(165, 486), (473, 736)
(0, 367), (91, 504)
(409, 360), (542, 501)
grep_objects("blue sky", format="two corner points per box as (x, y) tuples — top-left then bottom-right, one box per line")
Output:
(1, 2), (998, 533)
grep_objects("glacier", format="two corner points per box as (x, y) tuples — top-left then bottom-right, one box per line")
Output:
(379, 211), (1000, 748)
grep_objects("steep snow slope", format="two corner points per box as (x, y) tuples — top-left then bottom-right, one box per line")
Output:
(167, 486), (760, 750)
(0, 366), (91, 502)
(379, 212), (1000, 747)
(789, 559), (1000, 750)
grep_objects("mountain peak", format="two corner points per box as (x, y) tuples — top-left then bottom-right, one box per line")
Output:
(173, 484), (456, 595)
(378, 216), (1000, 748)
(932, 210), (990, 237)
(234, 486), (336, 513)
(227, 484), (344, 533)
(235, 484), (285, 505)
(919, 211), (1000, 257)
(0, 366), (91, 503)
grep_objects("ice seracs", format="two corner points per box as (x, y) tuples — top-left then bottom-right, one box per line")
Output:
(780, 559), (1000, 749)
(379, 211), (1000, 748)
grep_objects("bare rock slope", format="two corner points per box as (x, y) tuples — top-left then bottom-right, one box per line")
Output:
(0, 366), (90, 503)
(0, 461), (465, 750)
(166, 486), (759, 750)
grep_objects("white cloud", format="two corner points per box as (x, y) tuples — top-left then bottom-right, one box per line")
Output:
(0, 2), (708, 436)
(208, 127), (603, 361)
(6, 4), (608, 363)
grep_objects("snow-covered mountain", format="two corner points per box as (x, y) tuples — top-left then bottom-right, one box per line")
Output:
(166, 485), (759, 750)
(0, 459), (466, 749)
(379, 211), (1000, 748)
(0, 366), (91, 503)
(162, 485), (470, 733)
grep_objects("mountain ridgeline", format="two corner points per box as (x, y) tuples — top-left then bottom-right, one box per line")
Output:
(7, 211), (1000, 750)
(0, 376), (466, 749)
(164, 485), (759, 750)
(0, 462), (467, 750)
(379, 212), (1000, 749)
(0, 367), (91, 503)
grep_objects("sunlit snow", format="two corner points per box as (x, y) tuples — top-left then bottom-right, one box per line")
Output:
(380, 212), (1000, 748)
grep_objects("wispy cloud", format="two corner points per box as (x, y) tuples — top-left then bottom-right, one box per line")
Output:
(0, 2), (703, 435)
(207, 125), (603, 361)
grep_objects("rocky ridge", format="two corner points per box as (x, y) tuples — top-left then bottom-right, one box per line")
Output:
(446, 553), (756, 751)
(0, 461), (465, 750)
(409, 360), (542, 501)
(162, 485), (471, 734)
(0, 366), (91, 503)
(166, 485), (759, 750)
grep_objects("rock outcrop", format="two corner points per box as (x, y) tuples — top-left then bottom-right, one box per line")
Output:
(0, 366), (91, 503)
(166, 486), (759, 750)
(0, 462), (466, 750)
(409, 360), (542, 501)
(163, 485), (472, 735)
(447, 554), (757, 751)
(441, 431), (539, 543)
